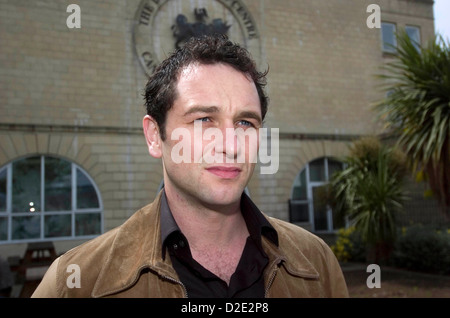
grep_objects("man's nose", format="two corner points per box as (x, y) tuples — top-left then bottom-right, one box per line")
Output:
(216, 123), (240, 160)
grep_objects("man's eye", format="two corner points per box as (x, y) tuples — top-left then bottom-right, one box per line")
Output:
(195, 117), (211, 123)
(238, 120), (254, 127)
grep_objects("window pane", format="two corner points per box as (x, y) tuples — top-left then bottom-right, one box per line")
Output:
(77, 169), (99, 209)
(381, 22), (396, 52)
(327, 159), (343, 181)
(45, 214), (71, 238)
(0, 169), (6, 212)
(76, 213), (101, 236)
(289, 202), (309, 223)
(309, 158), (325, 182)
(45, 157), (71, 211)
(12, 215), (40, 240)
(0, 217), (7, 240)
(12, 156), (41, 213)
(313, 186), (328, 231)
(406, 26), (420, 51)
(292, 170), (307, 200)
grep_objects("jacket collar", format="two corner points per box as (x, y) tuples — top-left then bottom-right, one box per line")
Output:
(262, 220), (320, 280)
(91, 191), (319, 297)
(160, 189), (279, 260)
(91, 191), (176, 297)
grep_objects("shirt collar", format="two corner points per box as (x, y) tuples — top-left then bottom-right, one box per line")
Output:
(160, 189), (278, 259)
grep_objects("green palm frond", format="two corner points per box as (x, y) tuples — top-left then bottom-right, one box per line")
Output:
(375, 29), (450, 216)
(330, 138), (407, 246)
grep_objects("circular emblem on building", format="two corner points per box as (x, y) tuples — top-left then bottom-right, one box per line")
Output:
(133, 0), (261, 76)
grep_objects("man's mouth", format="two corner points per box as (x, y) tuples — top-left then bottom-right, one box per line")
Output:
(206, 166), (242, 179)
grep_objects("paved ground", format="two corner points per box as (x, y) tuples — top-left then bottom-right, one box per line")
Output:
(342, 263), (450, 298)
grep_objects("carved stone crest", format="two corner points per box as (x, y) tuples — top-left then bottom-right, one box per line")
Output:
(172, 8), (231, 49)
(134, 0), (261, 76)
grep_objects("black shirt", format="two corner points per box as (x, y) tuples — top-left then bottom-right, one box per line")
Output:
(160, 190), (278, 298)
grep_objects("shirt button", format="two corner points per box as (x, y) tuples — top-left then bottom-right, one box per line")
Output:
(173, 243), (178, 250)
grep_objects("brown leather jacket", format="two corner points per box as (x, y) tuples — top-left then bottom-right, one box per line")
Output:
(32, 192), (349, 298)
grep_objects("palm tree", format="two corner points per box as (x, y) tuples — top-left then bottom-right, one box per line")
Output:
(375, 30), (450, 219)
(329, 137), (407, 263)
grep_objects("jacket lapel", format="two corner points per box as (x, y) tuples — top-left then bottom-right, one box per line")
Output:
(263, 217), (320, 280)
(91, 191), (179, 297)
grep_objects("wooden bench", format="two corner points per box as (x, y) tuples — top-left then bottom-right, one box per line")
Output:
(17, 242), (57, 282)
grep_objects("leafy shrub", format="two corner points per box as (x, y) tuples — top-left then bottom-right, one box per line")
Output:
(331, 226), (366, 263)
(392, 224), (450, 275)
(329, 137), (408, 253)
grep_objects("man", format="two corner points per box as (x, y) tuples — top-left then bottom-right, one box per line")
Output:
(32, 35), (348, 298)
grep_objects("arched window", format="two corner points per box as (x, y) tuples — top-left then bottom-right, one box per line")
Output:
(0, 155), (103, 243)
(289, 157), (343, 232)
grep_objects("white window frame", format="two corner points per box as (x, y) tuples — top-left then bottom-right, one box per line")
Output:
(0, 155), (103, 244)
(381, 22), (397, 53)
(290, 157), (342, 233)
(405, 25), (421, 51)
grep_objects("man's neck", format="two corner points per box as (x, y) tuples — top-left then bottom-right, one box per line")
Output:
(163, 185), (249, 249)
(163, 184), (249, 284)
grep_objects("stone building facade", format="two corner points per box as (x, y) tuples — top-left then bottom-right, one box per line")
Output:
(0, 0), (435, 257)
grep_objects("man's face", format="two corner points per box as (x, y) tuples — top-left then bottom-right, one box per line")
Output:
(159, 63), (262, 208)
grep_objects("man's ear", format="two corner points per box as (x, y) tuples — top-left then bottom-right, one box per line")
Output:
(143, 115), (163, 158)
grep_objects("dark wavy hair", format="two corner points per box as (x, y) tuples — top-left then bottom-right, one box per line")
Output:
(143, 34), (269, 140)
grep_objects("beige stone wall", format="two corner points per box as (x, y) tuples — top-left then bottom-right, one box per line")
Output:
(0, 127), (163, 222)
(254, 0), (435, 135)
(0, 0), (435, 255)
(248, 137), (351, 220)
(0, 0), (435, 131)
(0, 0), (147, 129)
(244, 0), (435, 221)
